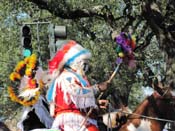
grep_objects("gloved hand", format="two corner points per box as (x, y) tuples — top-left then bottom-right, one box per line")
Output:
(97, 81), (109, 91)
(98, 99), (109, 109)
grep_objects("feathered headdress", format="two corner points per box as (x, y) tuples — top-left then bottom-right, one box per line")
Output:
(48, 40), (91, 76)
(8, 54), (44, 106)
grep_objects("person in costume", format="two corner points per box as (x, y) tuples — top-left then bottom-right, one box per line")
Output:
(47, 40), (109, 131)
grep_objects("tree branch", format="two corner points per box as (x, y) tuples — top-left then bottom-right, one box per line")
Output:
(135, 32), (154, 51)
(28, 0), (113, 20)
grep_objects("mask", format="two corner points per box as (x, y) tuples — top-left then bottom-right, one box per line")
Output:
(80, 59), (90, 74)
(69, 59), (90, 76)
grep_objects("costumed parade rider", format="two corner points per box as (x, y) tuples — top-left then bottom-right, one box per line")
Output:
(47, 40), (109, 131)
(8, 54), (54, 131)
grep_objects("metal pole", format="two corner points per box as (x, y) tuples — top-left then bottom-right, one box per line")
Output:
(36, 23), (42, 66)
(23, 21), (51, 25)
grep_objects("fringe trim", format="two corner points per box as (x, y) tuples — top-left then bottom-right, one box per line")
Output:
(71, 95), (97, 109)
(52, 112), (97, 130)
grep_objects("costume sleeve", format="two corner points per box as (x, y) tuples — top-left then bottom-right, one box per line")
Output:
(60, 72), (98, 108)
(33, 96), (54, 128)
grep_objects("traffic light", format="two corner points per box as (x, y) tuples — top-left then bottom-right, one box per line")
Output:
(48, 24), (67, 58)
(21, 25), (32, 57)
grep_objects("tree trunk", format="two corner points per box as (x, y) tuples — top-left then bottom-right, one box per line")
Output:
(142, 0), (175, 88)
